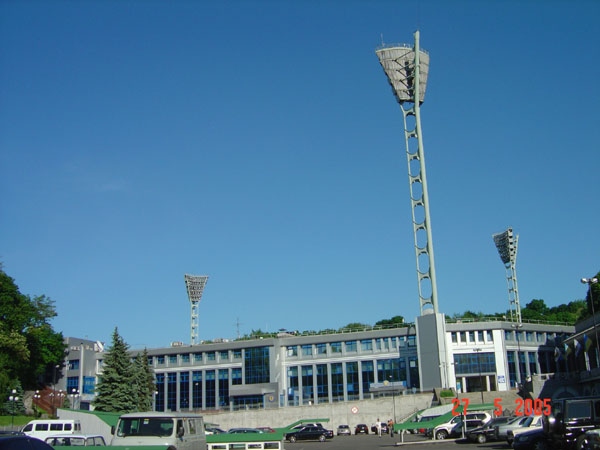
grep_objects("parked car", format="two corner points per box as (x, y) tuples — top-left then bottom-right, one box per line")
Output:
(0, 435), (55, 449)
(44, 434), (106, 446)
(371, 422), (389, 434)
(205, 427), (226, 435)
(466, 416), (512, 443)
(284, 426), (333, 443)
(430, 412), (491, 440)
(336, 425), (351, 436)
(290, 423), (323, 430)
(448, 419), (486, 438)
(355, 424), (369, 434)
(228, 428), (264, 434)
(256, 427), (275, 433)
(410, 415), (438, 434)
(495, 415), (538, 440)
(512, 427), (546, 450)
(506, 415), (544, 445)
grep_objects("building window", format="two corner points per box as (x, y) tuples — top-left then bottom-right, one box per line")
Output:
(287, 346), (298, 357)
(316, 364), (328, 403)
(218, 369), (229, 407)
(220, 351), (229, 361)
(179, 372), (189, 410)
(361, 361), (374, 395)
(206, 352), (216, 361)
(375, 338), (382, 351)
(232, 367), (242, 385)
(345, 341), (357, 352)
(193, 352), (202, 362)
(346, 362), (359, 400)
(169, 355), (177, 365)
(157, 356), (165, 365)
(68, 360), (79, 370)
(167, 372), (177, 412)
(302, 345), (312, 356)
(526, 332), (534, 342)
(287, 367), (299, 405)
(192, 371), (202, 409)
(468, 331), (475, 342)
(301, 365), (313, 404)
(387, 338), (394, 350)
(316, 343), (327, 355)
(233, 349), (242, 359)
(459, 332), (466, 343)
(331, 363), (343, 402)
(487, 330), (493, 342)
(330, 342), (342, 353)
(205, 370), (216, 408)
(181, 354), (190, 363)
(361, 339), (373, 351)
(244, 347), (270, 384)
(451, 332), (457, 343)
(477, 331), (484, 343)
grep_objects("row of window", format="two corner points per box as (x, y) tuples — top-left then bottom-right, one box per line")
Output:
(148, 349), (244, 366)
(450, 330), (494, 345)
(286, 336), (414, 357)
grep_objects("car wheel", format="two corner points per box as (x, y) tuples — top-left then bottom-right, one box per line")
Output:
(319, 435), (326, 442)
(435, 430), (448, 440)
(289, 436), (297, 443)
(534, 440), (548, 450)
(477, 433), (487, 444)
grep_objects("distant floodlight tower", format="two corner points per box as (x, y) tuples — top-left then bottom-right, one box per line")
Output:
(184, 274), (209, 345)
(492, 228), (522, 324)
(376, 30), (438, 315)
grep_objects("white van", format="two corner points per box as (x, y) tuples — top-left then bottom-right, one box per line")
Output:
(21, 419), (82, 441)
(110, 411), (206, 450)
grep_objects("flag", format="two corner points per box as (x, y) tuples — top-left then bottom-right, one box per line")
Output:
(565, 342), (572, 357)
(554, 346), (562, 362)
(584, 334), (593, 353)
(575, 338), (582, 357)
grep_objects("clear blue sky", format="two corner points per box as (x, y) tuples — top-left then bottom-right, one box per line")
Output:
(1, 0), (598, 349)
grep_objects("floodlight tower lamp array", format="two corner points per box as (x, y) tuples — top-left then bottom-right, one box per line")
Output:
(376, 31), (438, 315)
(492, 228), (522, 324)
(184, 274), (209, 345)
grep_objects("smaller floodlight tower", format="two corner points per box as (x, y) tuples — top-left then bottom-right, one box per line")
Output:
(375, 30), (437, 315)
(184, 274), (209, 345)
(492, 228), (522, 324)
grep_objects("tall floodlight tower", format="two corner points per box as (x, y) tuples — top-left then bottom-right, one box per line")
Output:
(376, 32), (448, 392)
(184, 274), (209, 345)
(375, 31), (438, 315)
(492, 228), (522, 324)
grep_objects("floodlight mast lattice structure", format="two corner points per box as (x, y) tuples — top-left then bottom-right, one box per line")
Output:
(492, 228), (522, 324)
(184, 274), (208, 345)
(376, 30), (439, 315)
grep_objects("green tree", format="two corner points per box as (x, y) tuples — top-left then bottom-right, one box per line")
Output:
(375, 315), (405, 327)
(93, 328), (137, 413)
(0, 268), (66, 390)
(131, 348), (156, 412)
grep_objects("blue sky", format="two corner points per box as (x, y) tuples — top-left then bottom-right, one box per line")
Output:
(1, 0), (598, 350)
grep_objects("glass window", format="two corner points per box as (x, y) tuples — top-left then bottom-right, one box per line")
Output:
(468, 331), (475, 342)
(487, 330), (493, 342)
(287, 346), (298, 357)
(345, 341), (357, 352)
(244, 347), (270, 384)
(193, 353), (202, 362)
(233, 349), (242, 359)
(331, 342), (342, 353)
(69, 360), (80, 370)
(451, 332), (457, 343)
(220, 351), (229, 361)
(181, 354), (190, 363)
(477, 331), (484, 343)
(316, 343), (327, 355)
(331, 363), (343, 402)
(157, 355), (165, 365)
(316, 364), (328, 402)
(206, 352), (216, 361)
(375, 338), (382, 350)
(169, 355), (177, 364)
(302, 345), (313, 356)
(361, 339), (373, 351)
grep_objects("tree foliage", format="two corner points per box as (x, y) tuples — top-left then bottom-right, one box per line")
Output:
(93, 328), (155, 413)
(0, 267), (67, 392)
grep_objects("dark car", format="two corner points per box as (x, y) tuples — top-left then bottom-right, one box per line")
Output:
(466, 416), (512, 444)
(0, 435), (55, 449)
(449, 419), (485, 438)
(371, 422), (389, 434)
(355, 424), (369, 434)
(284, 426), (334, 443)
(512, 427), (546, 450)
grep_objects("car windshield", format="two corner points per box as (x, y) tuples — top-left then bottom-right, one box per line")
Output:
(117, 418), (174, 437)
(46, 437), (87, 446)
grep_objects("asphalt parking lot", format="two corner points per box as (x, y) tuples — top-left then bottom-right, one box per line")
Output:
(282, 433), (509, 450)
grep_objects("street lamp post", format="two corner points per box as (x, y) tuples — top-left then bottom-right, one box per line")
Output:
(33, 390), (41, 417)
(473, 349), (485, 404)
(582, 277), (600, 367)
(388, 376), (396, 423)
(70, 388), (80, 410)
(9, 389), (18, 429)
